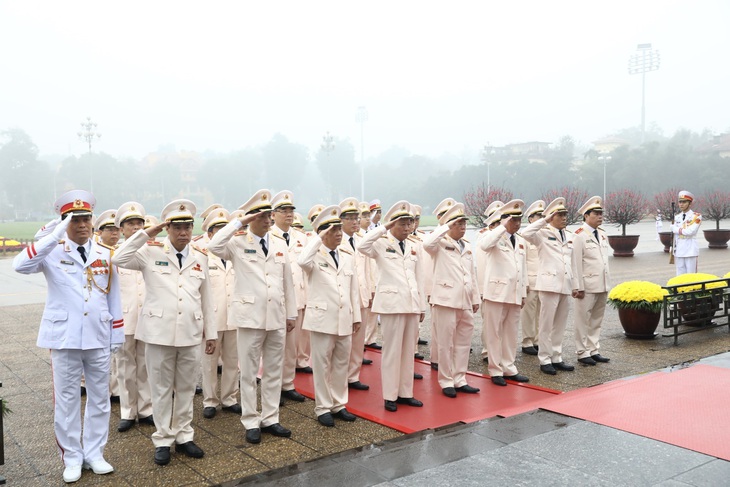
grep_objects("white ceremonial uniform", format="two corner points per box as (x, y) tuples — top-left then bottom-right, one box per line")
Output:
(14, 232), (124, 468)
(298, 236), (361, 416)
(207, 220), (297, 430)
(479, 227), (528, 378)
(363, 253), (380, 345)
(358, 226), (427, 401)
(408, 231), (432, 356)
(475, 228), (490, 359)
(520, 239), (541, 348)
(423, 225), (480, 388)
(520, 219), (574, 366)
(113, 230), (216, 448)
(571, 223), (611, 359)
(672, 209), (702, 275)
(344, 231), (372, 384)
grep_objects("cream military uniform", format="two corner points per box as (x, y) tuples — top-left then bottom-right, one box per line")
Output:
(207, 190), (298, 432)
(298, 206), (361, 418)
(363, 201), (382, 347)
(571, 197), (611, 361)
(422, 203), (480, 391)
(476, 202), (503, 360)
(358, 201), (427, 404)
(479, 200), (528, 379)
(520, 198), (575, 369)
(672, 190), (702, 275)
(113, 200), (217, 451)
(114, 202), (153, 427)
(520, 200), (545, 352)
(14, 190), (124, 480)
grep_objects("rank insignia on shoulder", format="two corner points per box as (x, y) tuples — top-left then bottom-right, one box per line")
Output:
(155, 261), (169, 266)
(385, 247), (396, 253)
(147, 240), (163, 246)
(244, 249), (257, 254)
(271, 233), (284, 241)
(340, 248), (352, 255)
(192, 245), (208, 255)
(575, 228), (584, 234)
(98, 242), (115, 251)
(234, 230), (247, 236)
(192, 234), (204, 241)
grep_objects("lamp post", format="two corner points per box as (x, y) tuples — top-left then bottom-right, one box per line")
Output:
(481, 145), (495, 192)
(628, 44), (660, 143)
(598, 155), (612, 204)
(321, 131), (335, 201)
(355, 106), (368, 201)
(77, 117), (101, 192)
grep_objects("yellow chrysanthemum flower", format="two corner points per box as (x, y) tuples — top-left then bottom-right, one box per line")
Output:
(666, 273), (724, 293)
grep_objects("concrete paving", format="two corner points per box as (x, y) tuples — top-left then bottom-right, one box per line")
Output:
(1, 221), (729, 486)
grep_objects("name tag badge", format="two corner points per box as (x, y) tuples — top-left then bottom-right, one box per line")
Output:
(548, 237), (557, 241)
(319, 262), (329, 268)
(445, 246), (455, 251)
(244, 249), (257, 254)
(385, 247), (396, 253)
(60, 260), (74, 266)
(155, 261), (169, 266)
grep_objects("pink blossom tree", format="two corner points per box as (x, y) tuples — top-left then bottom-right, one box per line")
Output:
(698, 191), (730, 230)
(652, 187), (682, 222)
(540, 187), (590, 226)
(463, 184), (514, 227)
(604, 189), (648, 236)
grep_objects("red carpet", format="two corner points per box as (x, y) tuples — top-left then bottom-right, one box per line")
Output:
(293, 349), (560, 434)
(538, 364), (730, 461)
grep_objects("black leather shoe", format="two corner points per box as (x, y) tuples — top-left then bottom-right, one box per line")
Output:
(552, 362), (575, 371)
(430, 362), (438, 371)
(362, 358), (373, 365)
(442, 387), (457, 398)
(295, 366), (313, 374)
(261, 423), (291, 438)
(365, 343), (382, 350)
(414, 353), (425, 360)
(245, 428), (261, 444)
(396, 397), (423, 407)
(80, 386), (86, 396)
(317, 412), (335, 427)
(334, 408), (356, 421)
(138, 415), (155, 426)
(217, 365), (223, 375)
(203, 407), (217, 419)
(482, 356), (489, 363)
(491, 376), (507, 386)
(348, 381), (369, 390)
(110, 395), (120, 403)
(591, 354), (610, 363)
(540, 364), (557, 375)
(578, 357), (597, 366)
(154, 447), (170, 465)
(195, 385), (203, 395)
(222, 404), (242, 414)
(175, 441), (204, 458)
(413, 373), (423, 380)
(384, 400), (397, 412)
(118, 419), (135, 432)
(521, 346), (538, 356)
(456, 384), (480, 393)
(281, 389), (306, 402)
(418, 338), (428, 345)
(505, 374), (530, 383)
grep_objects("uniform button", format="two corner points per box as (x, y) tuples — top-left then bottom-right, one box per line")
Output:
(179, 285), (182, 288)
(84, 312), (88, 316)
(179, 311), (182, 315)
(179, 298), (182, 301)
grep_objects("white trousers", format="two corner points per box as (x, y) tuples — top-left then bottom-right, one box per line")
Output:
(537, 291), (570, 365)
(675, 256), (698, 275)
(573, 292), (608, 358)
(202, 329), (239, 408)
(364, 310), (380, 345)
(482, 300), (520, 377)
(117, 335), (152, 420)
(380, 313), (419, 401)
(520, 288), (540, 348)
(237, 327), (285, 430)
(282, 309), (305, 390)
(310, 331), (352, 416)
(145, 343), (199, 447)
(348, 307), (369, 383)
(429, 305), (440, 364)
(50, 347), (111, 467)
(432, 305), (473, 388)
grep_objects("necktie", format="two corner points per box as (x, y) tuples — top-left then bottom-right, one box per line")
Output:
(283, 232), (290, 245)
(260, 238), (268, 256)
(221, 258), (226, 268)
(510, 234), (516, 248)
(329, 250), (338, 268)
(176, 252), (184, 268)
(399, 241), (405, 254)
(459, 240), (465, 252)
(559, 229), (565, 242)
(349, 236), (355, 251)
(682, 213), (686, 221)
(77, 246), (87, 263)
(593, 229), (599, 243)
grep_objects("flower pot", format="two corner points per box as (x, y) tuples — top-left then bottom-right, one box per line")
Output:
(703, 229), (730, 249)
(676, 295), (721, 326)
(658, 231), (673, 253)
(607, 235), (640, 257)
(617, 307), (660, 339)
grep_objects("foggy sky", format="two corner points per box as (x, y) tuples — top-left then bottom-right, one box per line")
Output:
(1, 1), (728, 163)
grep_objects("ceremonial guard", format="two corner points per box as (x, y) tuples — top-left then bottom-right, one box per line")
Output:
(199, 208), (242, 419)
(114, 202), (154, 432)
(520, 200), (545, 356)
(270, 191), (311, 406)
(521, 197), (576, 375)
(207, 189), (297, 444)
(14, 190), (124, 483)
(113, 199), (217, 466)
(571, 196), (611, 365)
(672, 190), (702, 275)
(367, 199), (382, 230)
(298, 206), (361, 426)
(479, 200), (530, 385)
(358, 201), (427, 412)
(423, 202), (481, 397)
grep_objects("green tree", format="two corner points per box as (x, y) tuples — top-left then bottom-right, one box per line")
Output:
(262, 134), (309, 191)
(0, 129), (52, 219)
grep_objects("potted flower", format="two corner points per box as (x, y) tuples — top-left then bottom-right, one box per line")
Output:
(608, 280), (667, 338)
(652, 187), (681, 252)
(666, 273), (725, 326)
(698, 191), (730, 249)
(604, 189), (648, 257)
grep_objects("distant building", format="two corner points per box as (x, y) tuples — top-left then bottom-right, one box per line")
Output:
(483, 141), (552, 164)
(697, 133), (730, 158)
(591, 137), (630, 154)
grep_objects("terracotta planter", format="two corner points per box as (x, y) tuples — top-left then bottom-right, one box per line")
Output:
(658, 231), (673, 253)
(676, 295), (720, 326)
(703, 229), (730, 249)
(617, 307), (660, 339)
(607, 235), (640, 257)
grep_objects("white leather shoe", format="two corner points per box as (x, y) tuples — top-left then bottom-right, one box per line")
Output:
(62, 465), (82, 483)
(82, 459), (114, 475)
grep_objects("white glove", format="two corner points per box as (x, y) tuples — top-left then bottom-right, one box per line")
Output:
(51, 214), (73, 240)
(111, 344), (122, 354)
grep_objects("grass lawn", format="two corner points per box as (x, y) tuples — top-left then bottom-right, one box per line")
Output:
(0, 222), (47, 241)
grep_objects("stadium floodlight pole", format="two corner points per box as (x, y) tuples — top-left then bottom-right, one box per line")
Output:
(628, 43), (660, 144)
(77, 117), (101, 192)
(321, 131), (336, 201)
(355, 106), (368, 201)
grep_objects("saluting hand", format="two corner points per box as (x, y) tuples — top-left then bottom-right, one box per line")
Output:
(238, 212), (259, 227)
(146, 221), (169, 239)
